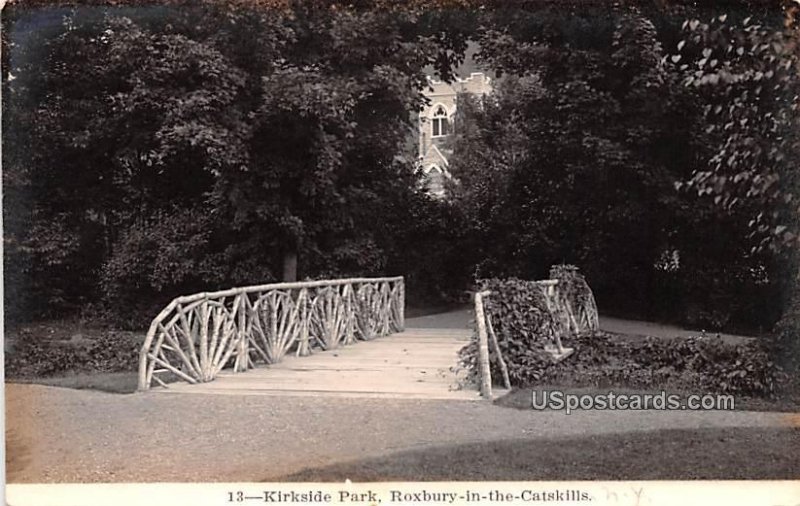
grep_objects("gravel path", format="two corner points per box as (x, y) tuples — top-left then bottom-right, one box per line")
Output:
(406, 308), (753, 342)
(6, 384), (795, 483)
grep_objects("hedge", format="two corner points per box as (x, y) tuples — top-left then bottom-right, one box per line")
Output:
(6, 332), (141, 378)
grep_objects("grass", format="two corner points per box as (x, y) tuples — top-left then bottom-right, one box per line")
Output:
(8, 371), (142, 394)
(7, 370), (185, 394)
(280, 427), (800, 481)
(5, 318), (152, 393)
(495, 385), (800, 413)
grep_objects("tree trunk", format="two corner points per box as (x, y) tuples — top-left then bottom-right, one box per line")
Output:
(282, 249), (298, 282)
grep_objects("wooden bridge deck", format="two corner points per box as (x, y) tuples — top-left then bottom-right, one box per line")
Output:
(150, 328), (492, 401)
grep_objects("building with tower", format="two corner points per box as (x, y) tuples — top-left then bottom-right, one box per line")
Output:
(417, 72), (493, 196)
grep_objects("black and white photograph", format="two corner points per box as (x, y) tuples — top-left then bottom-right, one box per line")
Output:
(3, 0), (799, 498)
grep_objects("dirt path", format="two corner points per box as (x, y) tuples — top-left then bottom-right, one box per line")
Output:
(407, 308), (753, 342)
(598, 315), (753, 343)
(6, 384), (794, 483)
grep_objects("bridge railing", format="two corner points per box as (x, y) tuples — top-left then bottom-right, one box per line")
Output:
(472, 277), (599, 399)
(137, 276), (405, 391)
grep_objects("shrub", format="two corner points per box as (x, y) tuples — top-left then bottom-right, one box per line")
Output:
(83, 332), (142, 373)
(459, 330), (781, 397)
(5, 332), (141, 378)
(100, 207), (219, 328)
(462, 268), (600, 384)
(478, 277), (562, 359)
(459, 271), (783, 397)
(5, 340), (88, 378)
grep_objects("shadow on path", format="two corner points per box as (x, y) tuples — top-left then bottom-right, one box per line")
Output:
(280, 426), (799, 481)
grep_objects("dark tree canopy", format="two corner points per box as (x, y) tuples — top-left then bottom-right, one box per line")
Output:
(446, 7), (792, 331)
(3, 2), (465, 323)
(3, 0), (797, 339)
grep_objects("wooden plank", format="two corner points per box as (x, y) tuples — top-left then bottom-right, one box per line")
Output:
(155, 387), (486, 401)
(150, 326), (478, 400)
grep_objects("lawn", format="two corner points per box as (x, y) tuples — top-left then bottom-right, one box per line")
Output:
(4, 318), (179, 394)
(8, 371), (142, 394)
(281, 427), (800, 481)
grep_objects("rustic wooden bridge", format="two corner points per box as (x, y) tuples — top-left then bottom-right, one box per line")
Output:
(149, 327), (479, 400)
(138, 277), (485, 400)
(138, 274), (597, 400)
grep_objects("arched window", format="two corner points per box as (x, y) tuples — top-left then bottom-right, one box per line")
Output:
(431, 105), (450, 138)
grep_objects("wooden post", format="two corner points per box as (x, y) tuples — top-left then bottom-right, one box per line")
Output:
(474, 290), (493, 400)
(486, 313), (511, 390)
(138, 327), (156, 391)
(236, 294), (248, 372)
(198, 302), (210, 381)
(551, 284), (566, 354)
(298, 289), (310, 356)
(398, 279), (405, 331)
(345, 284), (355, 344)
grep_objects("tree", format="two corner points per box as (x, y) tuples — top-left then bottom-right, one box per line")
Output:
(677, 7), (799, 252)
(453, 12), (681, 303)
(448, 8), (782, 330)
(677, 3), (800, 369)
(208, 3), (445, 282)
(2, 1), (472, 324)
(4, 6), (254, 321)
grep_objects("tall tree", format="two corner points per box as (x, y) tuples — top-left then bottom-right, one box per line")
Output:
(3, 1), (471, 323)
(677, 7), (799, 252)
(449, 8), (781, 330)
(677, 3), (800, 368)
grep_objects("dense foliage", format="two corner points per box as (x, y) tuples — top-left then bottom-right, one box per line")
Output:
(458, 270), (782, 397)
(551, 333), (780, 397)
(6, 331), (141, 378)
(460, 330), (782, 397)
(3, 1), (797, 357)
(480, 277), (562, 347)
(675, 7), (800, 371)
(678, 10), (800, 252)
(3, 2), (460, 325)
(457, 272), (592, 384)
(447, 8), (792, 332)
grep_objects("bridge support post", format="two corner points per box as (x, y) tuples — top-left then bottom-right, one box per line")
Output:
(236, 297), (248, 372)
(398, 279), (405, 331)
(298, 289), (310, 356)
(474, 290), (493, 399)
(345, 285), (355, 344)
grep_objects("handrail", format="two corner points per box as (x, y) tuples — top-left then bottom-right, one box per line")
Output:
(138, 276), (405, 391)
(153, 276), (404, 307)
(473, 289), (514, 399)
(471, 277), (599, 399)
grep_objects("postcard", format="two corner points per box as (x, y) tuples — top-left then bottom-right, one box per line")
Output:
(4, 0), (798, 504)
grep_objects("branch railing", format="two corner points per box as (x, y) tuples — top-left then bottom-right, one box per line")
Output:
(138, 276), (405, 391)
(472, 278), (599, 399)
